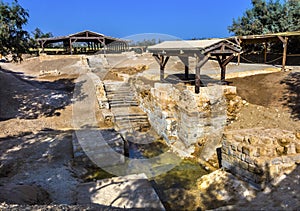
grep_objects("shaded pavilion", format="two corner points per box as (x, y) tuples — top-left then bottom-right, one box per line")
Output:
(230, 30), (300, 70)
(37, 30), (128, 54)
(148, 39), (242, 93)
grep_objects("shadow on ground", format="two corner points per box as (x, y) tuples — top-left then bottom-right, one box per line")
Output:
(165, 73), (223, 86)
(280, 72), (300, 120)
(0, 68), (86, 121)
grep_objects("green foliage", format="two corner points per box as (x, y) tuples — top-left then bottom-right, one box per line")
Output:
(32, 27), (53, 39)
(0, 0), (29, 61)
(228, 0), (300, 36)
(29, 27), (53, 48)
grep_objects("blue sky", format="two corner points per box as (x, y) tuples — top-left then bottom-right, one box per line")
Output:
(7, 0), (253, 39)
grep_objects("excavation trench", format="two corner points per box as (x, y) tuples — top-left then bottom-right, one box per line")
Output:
(81, 56), (239, 209)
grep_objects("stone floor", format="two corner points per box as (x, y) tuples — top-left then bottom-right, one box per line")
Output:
(76, 173), (165, 210)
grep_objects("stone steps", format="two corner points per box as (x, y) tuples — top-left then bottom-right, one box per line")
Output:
(110, 103), (139, 107)
(103, 81), (150, 133)
(105, 83), (138, 108)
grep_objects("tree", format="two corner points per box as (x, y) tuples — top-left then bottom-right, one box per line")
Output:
(0, 0), (29, 62)
(228, 0), (300, 36)
(29, 27), (53, 49)
(281, 0), (300, 32)
(32, 27), (53, 39)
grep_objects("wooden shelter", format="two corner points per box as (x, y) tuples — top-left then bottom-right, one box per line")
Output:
(148, 39), (242, 93)
(230, 31), (300, 71)
(37, 30), (128, 54)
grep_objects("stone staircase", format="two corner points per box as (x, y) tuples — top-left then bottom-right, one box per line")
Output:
(103, 81), (150, 133)
(104, 82), (138, 107)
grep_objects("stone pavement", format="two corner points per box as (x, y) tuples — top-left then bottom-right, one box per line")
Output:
(76, 173), (165, 210)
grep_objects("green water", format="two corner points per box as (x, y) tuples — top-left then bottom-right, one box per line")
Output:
(153, 158), (209, 190)
(83, 139), (209, 190)
(82, 138), (209, 210)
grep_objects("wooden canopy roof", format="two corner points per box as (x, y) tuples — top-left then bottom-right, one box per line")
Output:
(37, 30), (125, 45)
(148, 39), (241, 57)
(148, 39), (242, 93)
(229, 30), (300, 70)
(37, 30), (128, 54)
(230, 30), (300, 44)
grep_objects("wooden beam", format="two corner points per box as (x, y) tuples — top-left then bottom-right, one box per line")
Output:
(195, 55), (209, 94)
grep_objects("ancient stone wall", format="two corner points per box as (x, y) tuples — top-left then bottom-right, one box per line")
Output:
(133, 80), (242, 158)
(221, 128), (300, 189)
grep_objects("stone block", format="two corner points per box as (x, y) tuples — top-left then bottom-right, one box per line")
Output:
(242, 146), (250, 156)
(76, 174), (165, 210)
(291, 154), (300, 163)
(270, 157), (283, 165)
(295, 143), (300, 153)
(238, 160), (249, 170)
(276, 146), (287, 156)
(231, 143), (237, 151)
(232, 134), (244, 142)
(244, 155), (254, 164)
(277, 138), (291, 147)
(248, 163), (256, 173)
(269, 165), (280, 178)
(237, 143), (243, 152)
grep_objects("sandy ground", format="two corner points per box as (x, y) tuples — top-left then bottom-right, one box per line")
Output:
(0, 54), (299, 209)
(0, 56), (86, 205)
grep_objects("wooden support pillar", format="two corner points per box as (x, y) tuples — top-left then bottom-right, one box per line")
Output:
(221, 55), (226, 81)
(41, 40), (46, 53)
(235, 38), (242, 66)
(216, 54), (235, 83)
(195, 55), (209, 94)
(264, 42), (267, 64)
(154, 55), (170, 81)
(179, 57), (189, 79)
(278, 36), (288, 71)
(69, 39), (73, 55)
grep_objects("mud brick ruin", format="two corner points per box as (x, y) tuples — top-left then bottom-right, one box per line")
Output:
(221, 128), (300, 189)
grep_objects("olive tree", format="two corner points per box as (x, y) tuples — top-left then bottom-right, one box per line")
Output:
(0, 0), (29, 62)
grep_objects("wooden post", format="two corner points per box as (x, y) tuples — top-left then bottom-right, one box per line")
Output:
(282, 37), (288, 71)
(221, 55), (226, 82)
(154, 55), (169, 81)
(278, 36), (288, 71)
(41, 40), (46, 53)
(264, 42), (267, 64)
(195, 65), (201, 94)
(217, 54), (235, 84)
(236, 38), (242, 66)
(179, 57), (189, 79)
(195, 55), (209, 94)
(185, 64), (189, 80)
(69, 39), (73, 55)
